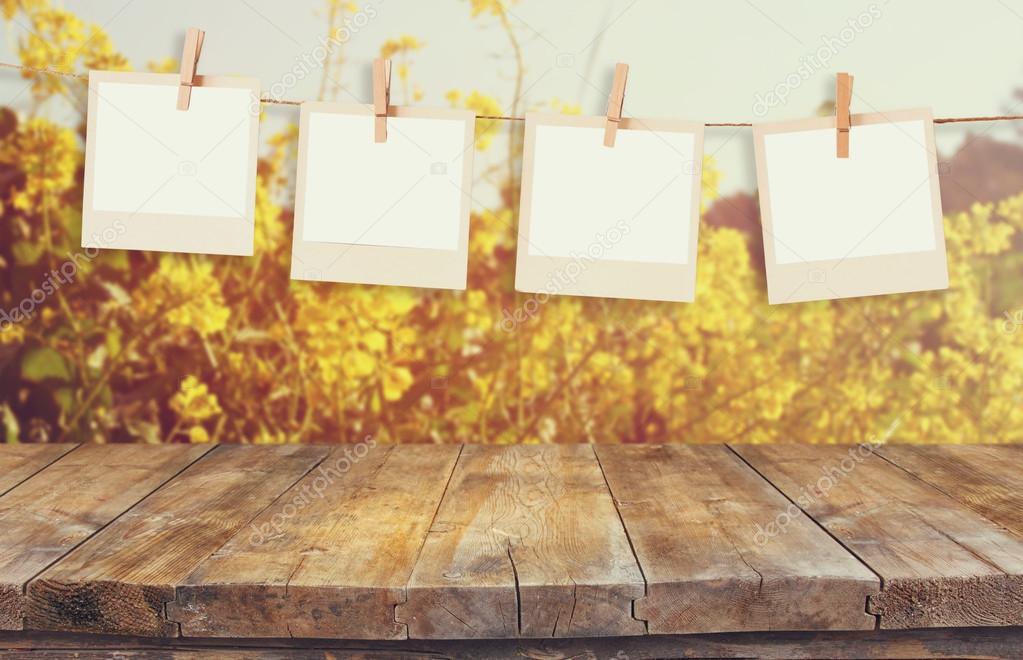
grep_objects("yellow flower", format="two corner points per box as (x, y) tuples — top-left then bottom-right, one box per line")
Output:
(171, 376), (222, 423)
(701, 155), (720, 212)
(378, 34), (424, 103)
(0, 118), (79, 212)
(343, 350), (377, 377)
(383, 366), (413, 401)
(550, 98), (582, 115)
(134, 257), (230, 337)
(187, 425), (211, 443)
(325, 0), (359, 13)
(469, 0), (517, 18)
(11, 5), (130, 97)
(252, 428), (293, 444)
(254, 175), (285, 254)
(446, 90), (503, 151)
(146, 57), (178, 74)
(363, 331), (388, 352)
(379, 35), (423, 59)
(226, 352), (245, 371)
(0, 323), (25, 345)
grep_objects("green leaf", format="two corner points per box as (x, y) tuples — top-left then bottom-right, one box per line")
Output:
(11, 240), (45, 266)
(62, 205), (83, 247)
(99, 249), (130, 271)
(125, 419), (161, 444)
(105, 328), (122, 358)
(21, 347), (73, 383)
(0, 404), (19, 443)
(53, 387), (75, 415)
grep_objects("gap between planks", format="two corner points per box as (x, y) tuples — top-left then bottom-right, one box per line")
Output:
(394, 445), (647, 639)
(597, 444), (878, 634)
(24, 445), (333, 636)
(0, 444), (79, 498)
(732, 443), (1023, 630)
(390, 444), (465, 639)
(0, 444), (217, 632)
(165, 445), (339, 637)
(725, 443), (884, 628)
(168, 444), (463, 640)
(591, 444), (649, 635)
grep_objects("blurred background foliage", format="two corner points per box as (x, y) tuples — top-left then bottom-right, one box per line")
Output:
(1, 0), (1022, 445)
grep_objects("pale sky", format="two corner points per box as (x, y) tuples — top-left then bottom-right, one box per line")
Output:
(3, 0), (1023, 194)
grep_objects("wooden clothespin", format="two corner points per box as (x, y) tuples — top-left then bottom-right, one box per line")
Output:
(603, 63), (629, 147)
(836, 72), (853, 158)
(373, 58), (392, 143)
(177, 27), (205, 111)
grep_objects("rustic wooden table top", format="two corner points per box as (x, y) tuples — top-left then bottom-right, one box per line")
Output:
(0, 442), (1021, 654)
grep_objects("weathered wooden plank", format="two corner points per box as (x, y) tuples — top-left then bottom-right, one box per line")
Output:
(24, 445), (329, 637)
(168, 444), (460, 640)
(594, 444), (878, 634)
(3, 627), (1023, 660)
(0, 444), (209, 631)
(733, 444), (1023, 629)
(395, 444), (645, 640)
(876, 444), (1023, 538)
(0, 444), (76, 496)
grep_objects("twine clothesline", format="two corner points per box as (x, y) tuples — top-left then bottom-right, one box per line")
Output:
(4, 61), (1023, 126)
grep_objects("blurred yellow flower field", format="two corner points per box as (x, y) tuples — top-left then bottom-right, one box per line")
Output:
(1, 0), (1021, 446)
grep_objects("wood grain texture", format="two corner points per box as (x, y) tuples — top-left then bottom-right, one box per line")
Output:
(3, 443), (1023, 645)
(733, 444), (1023, 630)
(168, 444), (460, 640)
(875, 444), (1023, 538)
(0, 444), (76, 496)
(595, 444), (878, 634)
(395, 444), (645, 640)
(3, 627), (1023, 660)
(0, 444), (209, 631)
(24, 445), (329, 637)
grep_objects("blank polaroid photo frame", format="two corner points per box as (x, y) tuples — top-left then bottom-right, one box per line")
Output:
(515, 113), (704, 303)
(753, 108), (948, 304)
(290, 102), (476, 290)
(82, 71), (260, 256)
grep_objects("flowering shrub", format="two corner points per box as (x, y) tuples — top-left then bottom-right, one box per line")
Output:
(1, 0), (1021, 445)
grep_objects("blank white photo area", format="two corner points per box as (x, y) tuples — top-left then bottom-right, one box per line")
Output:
(82, 71), (260, 256)
(515, 114), (704, 303)
(290, 103), (475, 290)
(754, 108), (948, 304)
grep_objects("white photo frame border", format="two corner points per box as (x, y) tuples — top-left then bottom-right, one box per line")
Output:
(82, 71), (261, 256)
(290, 102), (476, 291)
(753, 108), (948, 305)
(515, 113), (705, 303)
